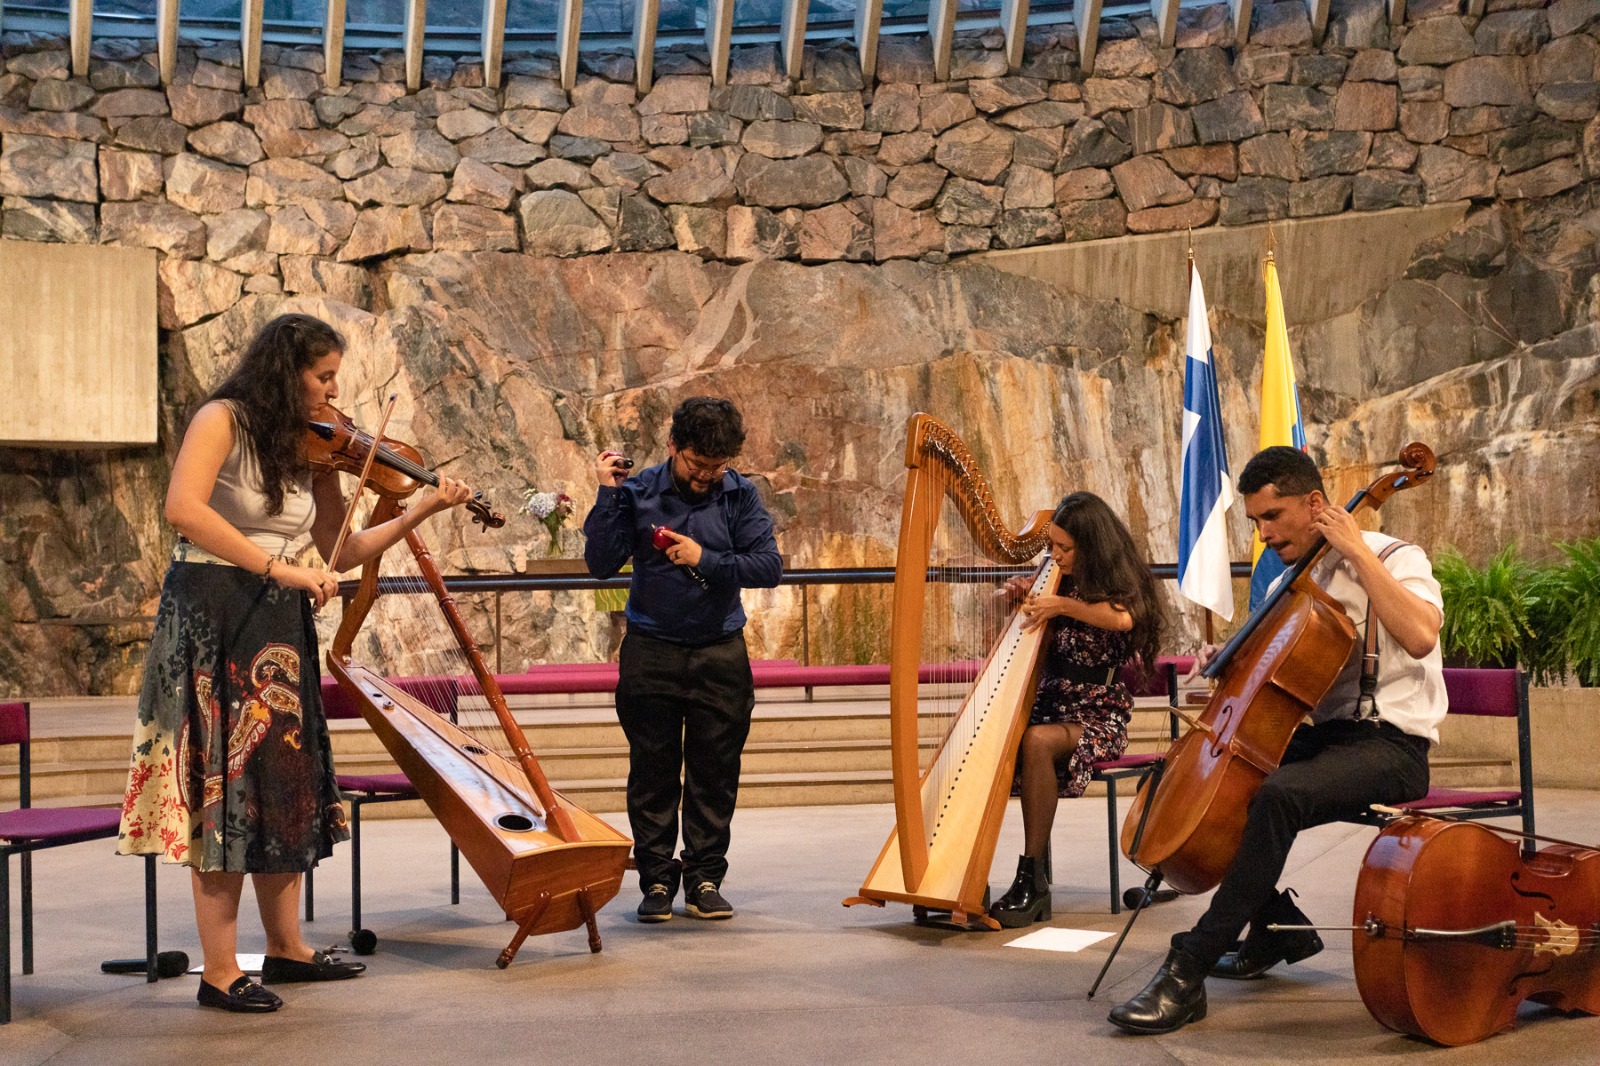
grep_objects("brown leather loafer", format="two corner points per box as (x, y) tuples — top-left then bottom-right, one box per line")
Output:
(197, 975), (283, 1013)
(260, 950), (367, 983)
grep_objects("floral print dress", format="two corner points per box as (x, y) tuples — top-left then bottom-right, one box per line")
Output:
(1020, 586), (1135, 799)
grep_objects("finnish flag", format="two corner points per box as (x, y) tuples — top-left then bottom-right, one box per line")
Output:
(1177, 261), (1235, 620)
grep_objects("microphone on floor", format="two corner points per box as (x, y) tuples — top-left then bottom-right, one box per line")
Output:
(101, 950), (191, 979)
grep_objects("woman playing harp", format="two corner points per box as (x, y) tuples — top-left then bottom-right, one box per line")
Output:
(846, 414), (1061, 928)
(987, 492), (1167, 929)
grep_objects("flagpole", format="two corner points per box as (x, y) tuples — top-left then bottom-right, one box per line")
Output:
(1186, 234), (1209, 646)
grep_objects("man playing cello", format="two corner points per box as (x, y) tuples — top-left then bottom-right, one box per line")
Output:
(1110, 446), (1448, 1035)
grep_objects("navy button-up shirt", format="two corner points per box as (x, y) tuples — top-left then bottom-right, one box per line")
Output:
(582, 460), (782, 646)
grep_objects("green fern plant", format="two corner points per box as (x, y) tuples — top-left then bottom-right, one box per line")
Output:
(1553, 536), (1600, 687)
(1435, 545), (1535, 669)
(1522, 560), (1571, 685)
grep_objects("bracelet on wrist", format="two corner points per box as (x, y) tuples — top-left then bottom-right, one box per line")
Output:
(262, 556), (277, 581)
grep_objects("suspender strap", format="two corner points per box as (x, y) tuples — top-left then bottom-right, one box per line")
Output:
(1356, 540), (1410, 720)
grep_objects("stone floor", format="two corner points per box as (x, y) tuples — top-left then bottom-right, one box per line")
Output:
(6, 792), (1600, 1066)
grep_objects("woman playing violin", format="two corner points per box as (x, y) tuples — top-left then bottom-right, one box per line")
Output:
(116, 313), (472, 1013)
(988, 492), (1167, 929)
(1110, 446), (1447, 1035)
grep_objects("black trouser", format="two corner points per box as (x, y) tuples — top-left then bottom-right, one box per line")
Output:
(1172, 718), (1431, 968)
(615, 630), (756, 890)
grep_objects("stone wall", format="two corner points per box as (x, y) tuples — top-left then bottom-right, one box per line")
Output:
(2, 0), (1599, 695)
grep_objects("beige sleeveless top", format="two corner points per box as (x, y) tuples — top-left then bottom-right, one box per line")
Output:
(209, 401), (315, 555)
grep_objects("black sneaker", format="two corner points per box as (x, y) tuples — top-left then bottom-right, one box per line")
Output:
(637, 883), (674, 923)
(684, 881), (733, 920)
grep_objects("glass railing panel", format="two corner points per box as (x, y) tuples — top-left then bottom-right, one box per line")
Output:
(583, 0), (633, 33)
(730, 0), (780, 28)
(504, 0), (560, 35)
(417, 0), (482, 32)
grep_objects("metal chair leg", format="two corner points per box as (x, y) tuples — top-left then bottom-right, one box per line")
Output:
(20, 851), (31, 976)
(2, 851), (12, 1025)
(1105, 778), (1122, 914)
(350, 796), (364, 934)
(144, 855), (158, 983)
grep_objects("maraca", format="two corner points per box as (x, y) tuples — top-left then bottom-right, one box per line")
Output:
(652, 525), (709, 589)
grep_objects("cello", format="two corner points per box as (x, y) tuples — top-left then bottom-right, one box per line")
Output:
(307, 403), (633, 966)
(1119, 442), (1437, 894)
(1348, 814), (1600, 1046)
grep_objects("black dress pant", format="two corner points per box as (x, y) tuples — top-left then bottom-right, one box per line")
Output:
(1173, 718), (1431, 967)
(615, 630), (756, 890)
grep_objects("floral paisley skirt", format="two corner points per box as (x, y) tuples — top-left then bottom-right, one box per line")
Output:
(117, 562), (349, 873)
(1012, 681), (1133, 800)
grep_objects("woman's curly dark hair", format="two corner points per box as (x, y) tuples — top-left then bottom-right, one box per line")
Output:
(1051, 491), (1168, 674)
(204, 313), (345, 517)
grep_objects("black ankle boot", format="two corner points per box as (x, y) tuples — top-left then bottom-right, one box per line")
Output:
(988, 855), (1050, 929)
(1210, 888), (1324, 980)
(1107, 947), (1209, 1035)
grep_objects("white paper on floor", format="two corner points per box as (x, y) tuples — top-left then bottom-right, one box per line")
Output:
(187, 953), (265, 975)
(1004, 928), (1113, 952)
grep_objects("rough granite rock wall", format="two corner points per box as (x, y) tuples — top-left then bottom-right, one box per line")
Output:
(1, 0), (1598, 694)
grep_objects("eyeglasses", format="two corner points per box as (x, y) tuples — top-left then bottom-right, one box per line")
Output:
(676, 452), (730, 479)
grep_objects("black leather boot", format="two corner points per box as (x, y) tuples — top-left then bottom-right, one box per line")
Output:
(988, 855), (1050, 929)
(1107, 947), (1209, 1035)
(1210, 888), (1324, 980)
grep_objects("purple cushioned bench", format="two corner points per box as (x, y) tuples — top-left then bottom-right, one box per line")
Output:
(492, 659), (982, 698)
(1, 701), (164, 1024)
(1386, 668), (1534, 832)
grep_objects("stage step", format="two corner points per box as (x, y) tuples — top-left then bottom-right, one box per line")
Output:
(6, 696), (1516, 816)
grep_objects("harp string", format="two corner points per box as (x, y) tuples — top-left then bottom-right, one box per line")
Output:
(917, 484), (1026, 848)
(337, 494), (528, 795)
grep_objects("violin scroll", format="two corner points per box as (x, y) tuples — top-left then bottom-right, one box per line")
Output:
(466, 494), (505, 531)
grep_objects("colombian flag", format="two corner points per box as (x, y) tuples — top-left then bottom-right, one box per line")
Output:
(1249, 254), (1308, 609)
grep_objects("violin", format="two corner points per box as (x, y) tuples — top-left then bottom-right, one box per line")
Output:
(305, 403), (505, 531)
(1120, 442), (1436, 894)
(1351, 814), (1600, 1046)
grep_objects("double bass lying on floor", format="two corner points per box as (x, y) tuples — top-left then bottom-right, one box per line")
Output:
(1348, 813), (1600, 1046)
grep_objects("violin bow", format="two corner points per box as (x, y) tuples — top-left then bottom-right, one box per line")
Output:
(325, 393), (399, 574)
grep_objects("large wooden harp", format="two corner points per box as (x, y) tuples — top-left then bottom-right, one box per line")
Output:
(328, 496), (632, 967)
(845, 414), (1059, 929)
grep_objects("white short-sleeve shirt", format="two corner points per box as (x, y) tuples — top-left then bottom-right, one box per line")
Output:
(1300, 531), (1448, 743)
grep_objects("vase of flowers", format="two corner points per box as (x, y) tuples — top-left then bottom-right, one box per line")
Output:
(523, 489), (575, 556)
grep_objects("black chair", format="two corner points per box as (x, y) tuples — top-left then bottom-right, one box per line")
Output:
(1345, 667), (1534, 840)
(1089, 657), (1187, 914)
(0, 701), (161, 1024)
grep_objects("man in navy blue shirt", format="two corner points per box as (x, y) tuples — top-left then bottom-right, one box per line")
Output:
(583, 397), (782, 922)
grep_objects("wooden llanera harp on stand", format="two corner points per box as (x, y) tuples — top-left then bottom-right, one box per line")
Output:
(845, 414), (1058, 929)
(327, 496), (632, 967)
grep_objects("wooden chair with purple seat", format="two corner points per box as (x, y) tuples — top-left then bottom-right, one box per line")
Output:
(0, 700), (169, 1024)
(303, 677), (462, 956)
(1089, 657), (1189, 914)
(1344, 667), (1535, 843)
